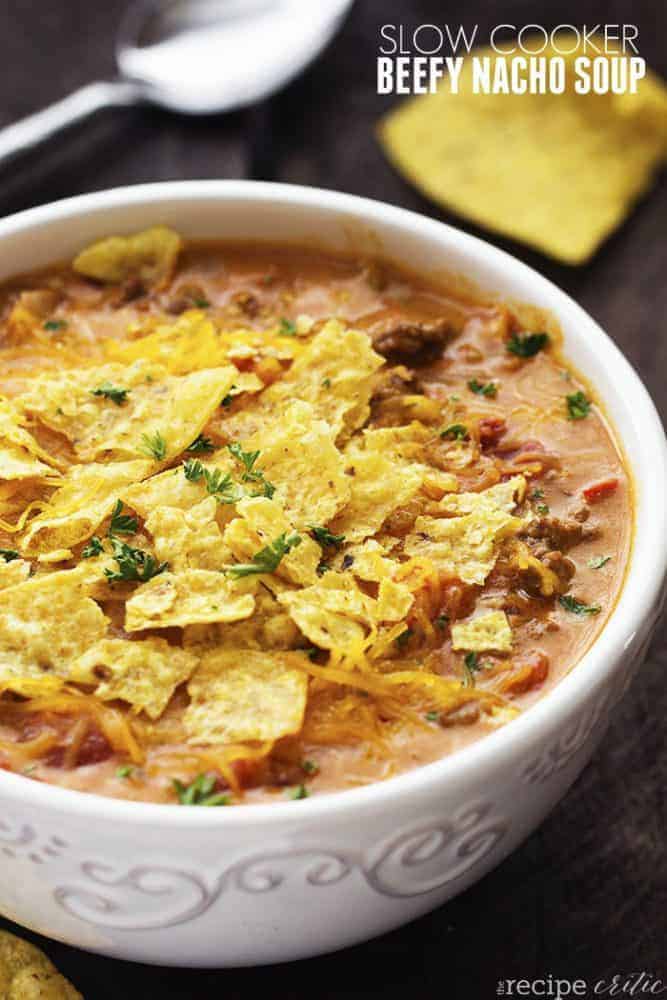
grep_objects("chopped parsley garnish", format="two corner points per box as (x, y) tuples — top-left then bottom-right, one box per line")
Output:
(507, 331), (550, 357)
(139, 430), (167, 461)
(462, 651), (483, 687)
(0, 549), (19, 563)
(425, 711), (440, 722)
(395, 627), (414, 648)
(288, 784), (309, 800)
(566, 391), (591, 420)
(440, 423), (469, 441)
(90, 381), (130, 405)
(228, 442), (275, 498)
(227, 532), (302, 579)
(309, 525), (346, 549)
(588, 555), (611, 570)
(193, 297), (210, 309)
(467, 378), (497, 397)
(205, 468), (244, 504)
(187, 434), (215, 454)
(173, 773), (229, 806)
(43, 319), (67, 331)
(558, 595), (601, 616)
(81, 536), (104, 559)
(301, 759), (319, 776)
(279, 317), (297, 336)
(316, 561), (330, 576)
(182, 460), (245, 504)
(108, 500), (138, 537)
(183, 458), (205, 482)
(435, 614), (449, 630)
(220, 385), (238, 408)
(116, 765), (134, 779)
(104, 539), (168, 585)
(529, 488), (549, 514)
(321, 377), (332, 388)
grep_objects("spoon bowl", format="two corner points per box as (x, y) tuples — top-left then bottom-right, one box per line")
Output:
(0, 0), (354, 168)
(117, 0), (355, 113)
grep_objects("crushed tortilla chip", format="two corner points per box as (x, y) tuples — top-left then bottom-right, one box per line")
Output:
(405, 506), (523, 585)
(19, 361), (238, 462)
(125, 568), (256, 631)
(73, 225), (182, 285)
(241, 401), (350, 526)
(223, 320), (384, 441)
(0, 929), (82, 999)
(223, 496), (321, 586)
(145, 497), (232, 572)
(438, 475), (526, 516)
(379, 43), (667, 264)
(330, 444), (424, 543)
(451, 610), (513, 652)
(0, 396), (56, 481)
(184, 588), (299, 654)
(184, 647), (308, 744)
(0, 568), (108, 685)
(72, 637), (197, 718)
(21, 459), (152, 556)
(0, 557), (31, 589)
(278, 570), (412, 653)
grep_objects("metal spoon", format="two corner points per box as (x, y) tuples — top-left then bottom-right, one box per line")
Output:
(0, 0), (354, 169)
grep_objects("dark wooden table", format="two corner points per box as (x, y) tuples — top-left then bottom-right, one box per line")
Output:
(0, 2), (665, 996)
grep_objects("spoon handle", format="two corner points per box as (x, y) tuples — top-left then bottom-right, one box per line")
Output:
(0, 80), (142, 170)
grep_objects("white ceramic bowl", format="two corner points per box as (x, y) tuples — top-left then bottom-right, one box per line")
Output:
(0, 182), (665, 968)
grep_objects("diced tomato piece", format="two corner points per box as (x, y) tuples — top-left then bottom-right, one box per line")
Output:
(583, 478), (618, 504)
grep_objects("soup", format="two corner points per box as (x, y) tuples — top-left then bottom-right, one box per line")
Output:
(0, 228), (631, 805)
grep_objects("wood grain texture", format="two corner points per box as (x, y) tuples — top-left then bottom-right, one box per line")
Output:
(0, 1), (664, 995)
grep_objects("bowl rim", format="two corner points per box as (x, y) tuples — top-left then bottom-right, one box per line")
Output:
(0, 179), (665, 828)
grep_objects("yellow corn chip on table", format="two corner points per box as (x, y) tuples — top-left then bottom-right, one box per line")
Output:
(379, 44), (667, 264)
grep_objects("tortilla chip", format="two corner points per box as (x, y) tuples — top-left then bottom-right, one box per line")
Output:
(223, 496), (321, 586)
(72, 637), (197, 718)
(379, 44), (667, 263)
(72, 225), (182, 285)
(0, 557), (31, 589)
(0, 568), (108, 686)
(21, 459), (152, 556)
(185, 647), (308, 744)
(375, 577), (414, 622)
(405, 507), (523, 585)
(0, 929), (81, 998)
(330, 445), (424, 544)
(125, 568), (256, 631)
(451, 610), (513, 652)
(145, 497), (232, 572)
(438, 475), (526, 516)
(278, 570), (412, 653)
(184, 588), (299, 654)
(0, 397), (55, 482)
(223, 320), (384, 441)
(20, 361), (238, 462)
(241, 401), (350, 526)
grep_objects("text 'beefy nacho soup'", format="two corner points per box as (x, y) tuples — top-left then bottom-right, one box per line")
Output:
(0, 228), (631, 804)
